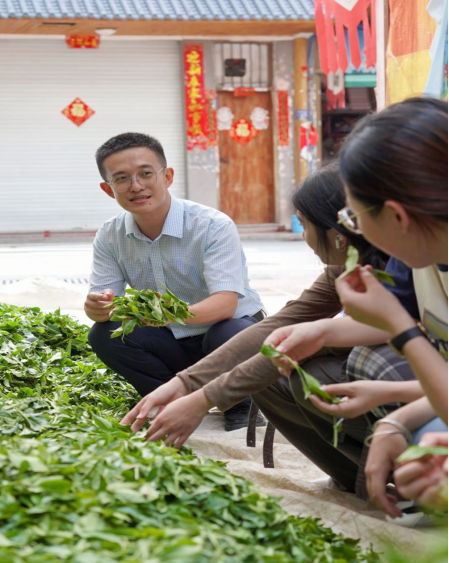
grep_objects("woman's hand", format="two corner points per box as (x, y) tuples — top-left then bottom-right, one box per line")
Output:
(120, 377), (188, 432)
(263, 321), (327, 375)
(394, 432), (448, 510)
(365, 424), (409, 518)
(336, 267), (414, 334)
(308, 380), (391, 419)
(144, 390), (212, 448)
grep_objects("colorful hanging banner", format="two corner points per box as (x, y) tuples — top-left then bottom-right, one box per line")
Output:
(66, 35), (100, 49)
(184, 44), (208, 151)
(387, 0), (439, 105)
(277, 91), (289, 146)
(61, 98), (95, 127)
(314, 0), (376, 108)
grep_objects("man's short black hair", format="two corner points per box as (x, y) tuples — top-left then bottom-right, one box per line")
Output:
(95, 132), (167, 181)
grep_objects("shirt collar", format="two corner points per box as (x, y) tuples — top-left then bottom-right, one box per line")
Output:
(124, 195), (184, 240)
(161, 196), (184, 239)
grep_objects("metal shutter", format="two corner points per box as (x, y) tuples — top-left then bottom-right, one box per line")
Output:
(0, 38), (186, 233)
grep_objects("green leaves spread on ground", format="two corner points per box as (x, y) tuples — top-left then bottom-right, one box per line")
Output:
(335, 246), (395, 285)
(397, 445), (449, 463)
(0, 303), (381, 563)
(106, 286), (196, 339)
(260, 344), (343, 448)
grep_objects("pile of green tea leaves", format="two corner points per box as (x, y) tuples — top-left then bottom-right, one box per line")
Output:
(260, 344), (344, 447)
(0, 302), (381, 563)
(106, 287), (195, 339)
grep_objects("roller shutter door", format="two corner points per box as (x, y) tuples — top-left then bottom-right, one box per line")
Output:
(0, 38), (186, 233)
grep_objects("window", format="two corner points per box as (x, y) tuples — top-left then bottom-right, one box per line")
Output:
(215, 43), (270, 89)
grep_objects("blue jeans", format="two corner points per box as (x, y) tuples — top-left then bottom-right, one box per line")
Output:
(413, 418), (448, 445)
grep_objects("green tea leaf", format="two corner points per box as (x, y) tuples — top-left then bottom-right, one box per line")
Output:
(260, 344), (342, 447)
(345, 245), (360, 272)
(397, 445), (449, 463)
(372, 269), (396, 286)
(336, 245), (395, 285)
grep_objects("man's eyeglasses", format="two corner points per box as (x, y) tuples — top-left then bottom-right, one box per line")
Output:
(337, 205), (377, 235)
(107, 167), (166, 192)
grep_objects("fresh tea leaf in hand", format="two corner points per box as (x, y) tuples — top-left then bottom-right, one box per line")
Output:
(397, 445), (449, 463)
(107, 287), (195, 340)
(335, 245), (395, 285)
(260, 344), (342, 448)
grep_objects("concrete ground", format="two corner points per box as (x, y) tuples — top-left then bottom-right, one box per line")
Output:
(0, 238), (324, 322)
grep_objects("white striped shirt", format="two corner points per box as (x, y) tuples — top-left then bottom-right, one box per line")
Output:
(89, 196), (264, 338)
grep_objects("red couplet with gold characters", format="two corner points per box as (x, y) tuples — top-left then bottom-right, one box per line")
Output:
(183, 44), (208, 150)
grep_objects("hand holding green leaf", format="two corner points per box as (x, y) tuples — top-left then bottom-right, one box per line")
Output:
(105, 285), (195, 339)
(397, 445), (449, 463)
(336, 246), (395, 286)
(260, 344), (343, 447)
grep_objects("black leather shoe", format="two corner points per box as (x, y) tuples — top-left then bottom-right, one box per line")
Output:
(224, 400), (267, 432)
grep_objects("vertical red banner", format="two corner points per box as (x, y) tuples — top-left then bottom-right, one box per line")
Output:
(184, 44), (208, 151)
(277, 91), (290, 146)
(205, 90), (218, 147)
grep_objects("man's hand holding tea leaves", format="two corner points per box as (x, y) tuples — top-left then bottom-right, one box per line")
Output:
(104, 286), (195, 340)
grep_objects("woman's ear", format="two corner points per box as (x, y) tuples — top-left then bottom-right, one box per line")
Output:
(100, 182), (116, 200)
(383, 200), (411, 234)
(334, 232), (348, 251)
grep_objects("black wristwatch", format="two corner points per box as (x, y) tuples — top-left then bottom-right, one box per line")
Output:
(388, 323), (427, 356)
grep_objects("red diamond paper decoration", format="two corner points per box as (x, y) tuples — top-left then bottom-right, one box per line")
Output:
(62, 98), (95, 127)
(227, 118), (258, 145)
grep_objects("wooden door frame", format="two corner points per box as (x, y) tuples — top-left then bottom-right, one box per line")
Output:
(215, 41), (279, 225)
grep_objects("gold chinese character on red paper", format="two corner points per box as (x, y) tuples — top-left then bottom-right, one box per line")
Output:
(184, 44), (208, 150)
(61, 98), (95, 127)
(227, 118), (258, 145)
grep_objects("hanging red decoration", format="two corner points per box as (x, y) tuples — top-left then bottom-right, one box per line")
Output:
(300, 123), (318, 151)
(233, 87), (256, 97)
(184, 44), (208, 151)
(227, 118), (259, 145)
(204, 90), (218, 147)
(61, 98), (95, 127)
(277, 91), (290, 146)
(314, 0), (376, 108)
(66, 35), (100, 49)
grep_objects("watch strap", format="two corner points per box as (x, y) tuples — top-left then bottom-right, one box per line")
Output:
(389, 324), (426, 355)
